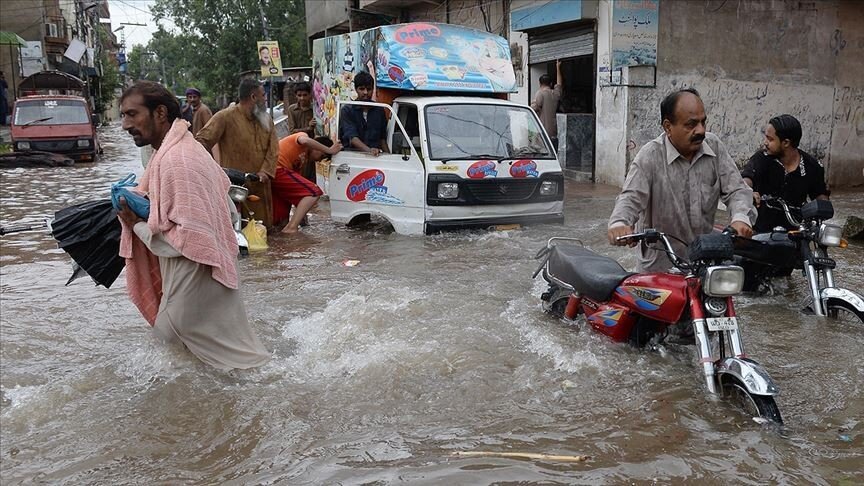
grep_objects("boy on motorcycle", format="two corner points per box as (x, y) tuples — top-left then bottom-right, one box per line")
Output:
(607, 88), (756, 272)
(740, 114), (830, 233)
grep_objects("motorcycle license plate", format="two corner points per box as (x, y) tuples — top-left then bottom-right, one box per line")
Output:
(706, 317), (738, 331)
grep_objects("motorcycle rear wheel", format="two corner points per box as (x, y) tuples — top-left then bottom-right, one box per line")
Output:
(825, 299), (864, 325)
(721, 377), (783, 424)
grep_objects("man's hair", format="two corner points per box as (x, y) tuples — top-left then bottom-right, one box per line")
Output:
(769, 114), (802, 147)
(120, 81), (181, 121)
(539, 74), (551, 86)
(660, 88), (701, 124)
(259, 46), (269, 53)
(354, 71), (373, 89)
(238, 78), (261, 100)
(293, 81), (311, 94)
(314, 136), (333, 148)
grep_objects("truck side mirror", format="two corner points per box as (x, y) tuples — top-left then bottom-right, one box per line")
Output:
(92, 114), (102, 126)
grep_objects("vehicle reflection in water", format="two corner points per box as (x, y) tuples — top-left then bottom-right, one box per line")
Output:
(1, 124), (862, 483)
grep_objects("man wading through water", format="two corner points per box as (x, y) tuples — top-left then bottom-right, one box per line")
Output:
(117, 81), (270, 370)
(196, 78), (279, 228)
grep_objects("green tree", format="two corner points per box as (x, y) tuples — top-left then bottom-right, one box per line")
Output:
(149, 0), (307, 105)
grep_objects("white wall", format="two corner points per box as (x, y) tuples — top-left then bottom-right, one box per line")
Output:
(593, 0), (628, 185)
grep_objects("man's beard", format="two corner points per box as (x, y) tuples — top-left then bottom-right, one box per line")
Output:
(253, 103), (271, 129)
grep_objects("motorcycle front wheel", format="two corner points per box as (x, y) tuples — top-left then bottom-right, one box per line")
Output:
(826, 299), (864, 325)
(721, 377), (783, 424)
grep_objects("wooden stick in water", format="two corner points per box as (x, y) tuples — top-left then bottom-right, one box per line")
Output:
(451, 451), (590, 463)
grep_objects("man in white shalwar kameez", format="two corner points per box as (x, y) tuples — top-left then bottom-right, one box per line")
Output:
(117, 81), (270, 370)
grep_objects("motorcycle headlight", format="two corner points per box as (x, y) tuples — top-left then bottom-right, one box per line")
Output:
(228, 185), (248, 203)
(539, 181), (558, 196)
(437, 182), (459, 199)
(17, 141), (30, 150)
(818, 223), (843, 247)
(77, 139), (91, 148)
(702, 265), (745, 297)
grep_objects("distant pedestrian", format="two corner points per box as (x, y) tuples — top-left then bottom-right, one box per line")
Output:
(180, 87), (213, 135)
(0, 71), (9, 125)
(117, 80), (270, 370)
(531, 60), (563, 150)
(285, 81), (317, 181)
(196, 78), (279, 228)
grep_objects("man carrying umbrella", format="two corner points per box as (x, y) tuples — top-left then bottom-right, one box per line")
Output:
(117, 81), (269, 370)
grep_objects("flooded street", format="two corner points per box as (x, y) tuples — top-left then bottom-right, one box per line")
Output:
(2, 124), (863, 484)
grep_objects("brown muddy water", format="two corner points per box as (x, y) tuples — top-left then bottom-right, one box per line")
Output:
(1, 125), (863, 484)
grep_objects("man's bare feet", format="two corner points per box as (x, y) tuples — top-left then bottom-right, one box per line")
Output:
(281, 226), (299, 234)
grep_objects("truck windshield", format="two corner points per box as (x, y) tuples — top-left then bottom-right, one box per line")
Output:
(425, 104), (553, 161)
(14, 100), (89, 126)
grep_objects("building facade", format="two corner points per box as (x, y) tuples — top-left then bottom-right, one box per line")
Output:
(309, 0), (863, 188)
(1, 0), (115, 112)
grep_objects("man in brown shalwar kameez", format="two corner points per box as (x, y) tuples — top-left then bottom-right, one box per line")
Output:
(196, 78), (279, 227)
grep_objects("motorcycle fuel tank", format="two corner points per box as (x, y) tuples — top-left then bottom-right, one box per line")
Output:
(613, 273), (688, 323)
(584, 302), (637, 342)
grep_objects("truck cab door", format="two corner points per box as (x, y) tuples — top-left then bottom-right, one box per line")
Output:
(329, 100), (426, 235)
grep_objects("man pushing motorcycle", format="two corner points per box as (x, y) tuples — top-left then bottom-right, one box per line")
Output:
(739, 114), (830, 233)
(607, 88), (756, 272)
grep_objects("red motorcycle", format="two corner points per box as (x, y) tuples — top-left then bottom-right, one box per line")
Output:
(534, 229), (782, 424)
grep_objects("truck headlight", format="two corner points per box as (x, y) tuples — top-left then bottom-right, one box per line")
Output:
(539, 181), (558, 196)
(437, 182), (459, 199)
(818, 223), (843, 247)
(702, 265), (745, 297)
(17, 141), (30, 150)
(77, 139), (91, 148)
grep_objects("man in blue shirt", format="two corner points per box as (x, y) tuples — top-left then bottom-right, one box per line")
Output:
(340, 71), (388, 156)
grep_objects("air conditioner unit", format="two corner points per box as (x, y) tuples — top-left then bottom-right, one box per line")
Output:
(46, 23), (59, 38)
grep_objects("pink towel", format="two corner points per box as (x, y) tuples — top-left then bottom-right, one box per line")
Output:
(120, 119), (239, 326)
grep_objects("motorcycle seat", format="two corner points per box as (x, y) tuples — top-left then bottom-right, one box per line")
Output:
(548, 245), (635, 302)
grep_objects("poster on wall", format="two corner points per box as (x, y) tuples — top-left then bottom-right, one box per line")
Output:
(257, 40), (283, 77)
(611, 0), (659, 70)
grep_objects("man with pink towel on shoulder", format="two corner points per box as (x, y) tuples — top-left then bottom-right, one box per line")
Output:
(117, 81), (270, 370)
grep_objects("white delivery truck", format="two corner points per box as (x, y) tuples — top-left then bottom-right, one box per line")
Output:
(311, 23), (563, 235)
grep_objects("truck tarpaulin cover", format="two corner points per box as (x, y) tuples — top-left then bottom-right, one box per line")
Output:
(311, 23), (516, 138)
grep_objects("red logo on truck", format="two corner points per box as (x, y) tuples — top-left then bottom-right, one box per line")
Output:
(347, 169), (386, 202)
(394, 23), (441, 45)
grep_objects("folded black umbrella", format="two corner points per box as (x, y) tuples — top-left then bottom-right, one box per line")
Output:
(51, 199), (125, 288)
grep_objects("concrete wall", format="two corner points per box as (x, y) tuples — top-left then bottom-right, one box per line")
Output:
(305, 0), (351, 38)
(621, 0), (864, 188)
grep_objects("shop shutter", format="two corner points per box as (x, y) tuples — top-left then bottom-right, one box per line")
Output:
(528, 23), (595, 64)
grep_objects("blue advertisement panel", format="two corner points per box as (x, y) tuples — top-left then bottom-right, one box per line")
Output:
(375, 23), (517, 93)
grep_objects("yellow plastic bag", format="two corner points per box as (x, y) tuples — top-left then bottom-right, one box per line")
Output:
(242, 218), (268, 252)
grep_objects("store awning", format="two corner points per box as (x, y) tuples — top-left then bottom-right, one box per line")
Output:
(0, 31), (26, 46)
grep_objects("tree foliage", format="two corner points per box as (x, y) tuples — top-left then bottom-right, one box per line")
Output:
(95, 26), (123, 116)
(139, 0), (307, 107)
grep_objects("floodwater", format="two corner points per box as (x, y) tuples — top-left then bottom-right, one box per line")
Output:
(1, 125), (863, 484)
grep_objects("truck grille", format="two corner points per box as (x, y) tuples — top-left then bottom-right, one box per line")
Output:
(30, 140), (78, 152)
(464, 179), (539, 203)
(427, 173), (563, 206)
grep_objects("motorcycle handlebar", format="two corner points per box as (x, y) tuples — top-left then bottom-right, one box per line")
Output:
(758, 195), (801, 227)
